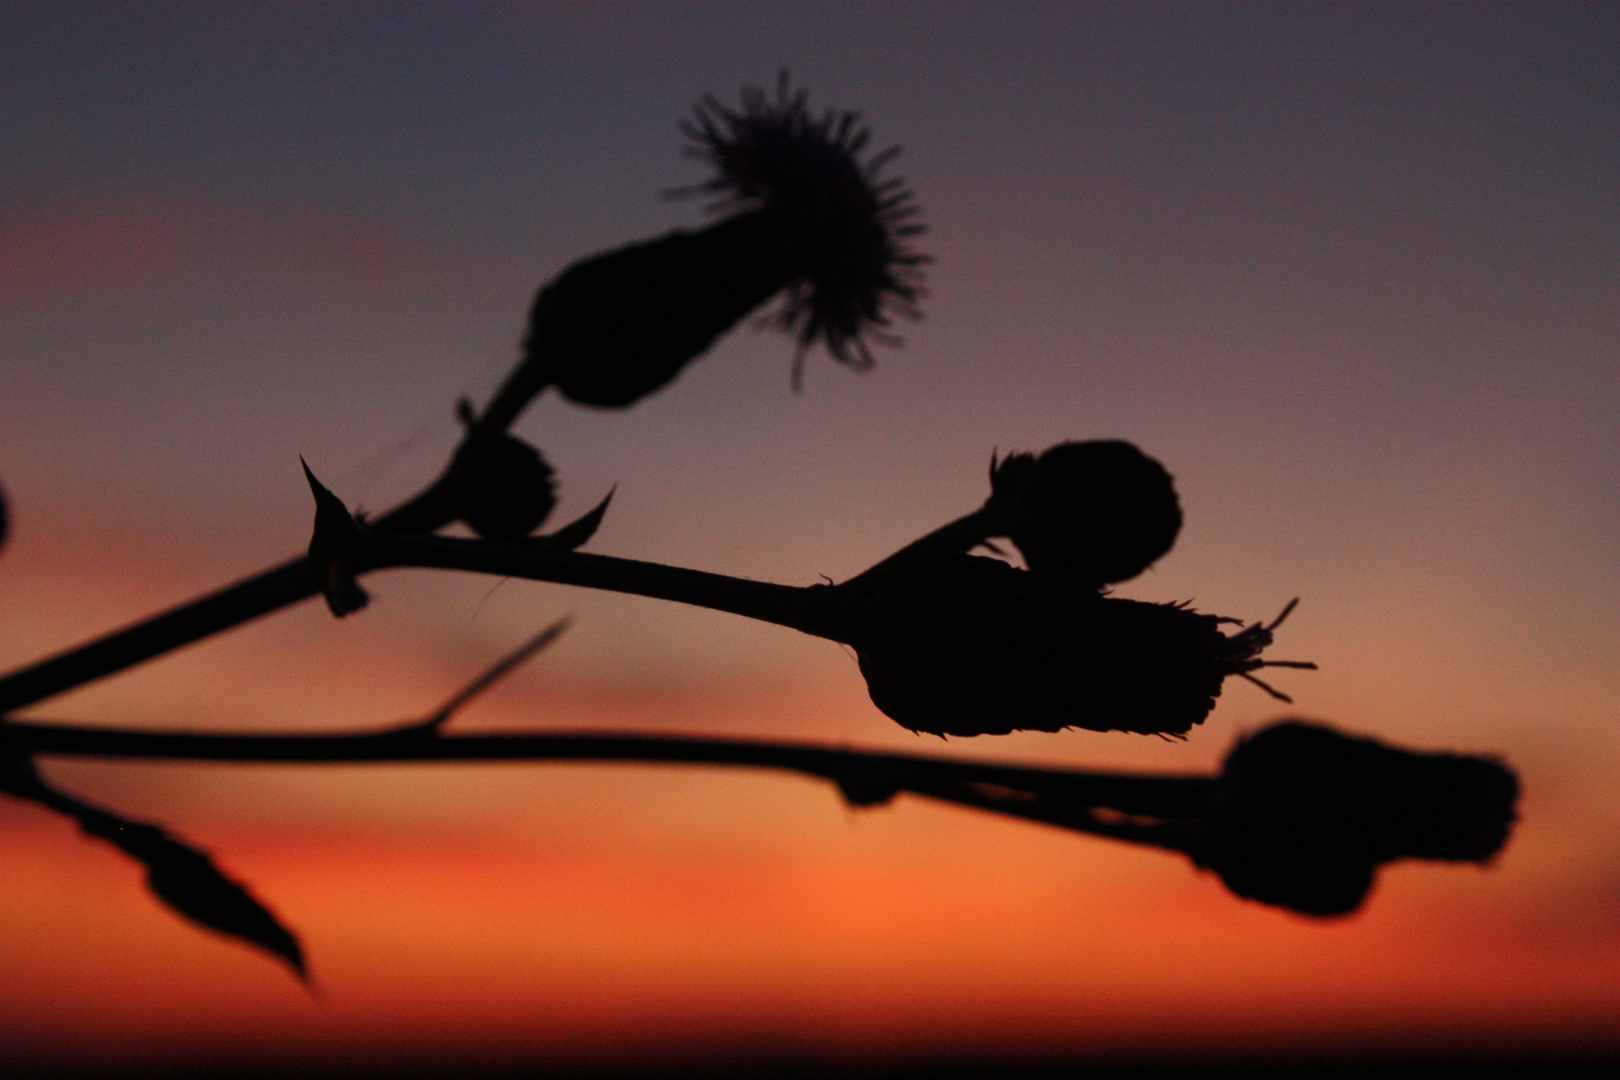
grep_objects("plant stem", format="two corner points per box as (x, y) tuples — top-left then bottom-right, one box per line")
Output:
(0, 487), (441, 715)
(839, 509), (992, 591)
(0, 559), (318, 715)
(362, 533), (849, 640)
(0, 718), (1217, 823)
(0, 402), (509, 714)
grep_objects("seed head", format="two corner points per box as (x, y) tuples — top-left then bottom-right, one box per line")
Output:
(526, 214), (797, 407)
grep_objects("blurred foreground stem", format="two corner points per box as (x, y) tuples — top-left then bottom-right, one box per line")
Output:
(0, 719), (1213, 831)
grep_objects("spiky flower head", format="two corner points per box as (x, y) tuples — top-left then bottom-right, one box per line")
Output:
(850, 553), (1310, 738)
(503, 77), (931, 413)
(681, 72), (929, 385)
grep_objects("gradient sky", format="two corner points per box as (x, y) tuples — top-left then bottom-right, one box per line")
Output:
(2, 1), (1617, 1070)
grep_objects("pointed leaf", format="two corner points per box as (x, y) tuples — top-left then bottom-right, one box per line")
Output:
(75, 804), (309, 982)
(1, 759), (308, 984)
(0, 753), (49, 800)
(302, 458), (370, 616)
(538, 487), (614, 551)
(405, 615), (574, 733)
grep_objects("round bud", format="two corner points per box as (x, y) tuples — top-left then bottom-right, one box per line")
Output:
(1191, 721), (1519, 916)
(450, 433), (557, 539)
(990, 440), (1181, 591)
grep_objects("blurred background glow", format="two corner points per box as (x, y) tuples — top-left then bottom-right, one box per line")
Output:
(1, 2), (1616, 1071)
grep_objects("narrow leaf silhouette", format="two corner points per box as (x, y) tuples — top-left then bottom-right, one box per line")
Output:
(302, 458), (369, 616)
(538, 487), (615, 551)
(401, 615), (574, 733)
(0, 754), (308, 982)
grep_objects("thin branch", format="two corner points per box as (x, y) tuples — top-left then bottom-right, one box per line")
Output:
(359, 533), (848, 640)
(0, 719), (1217, 823)
(398, 615), (574, 734)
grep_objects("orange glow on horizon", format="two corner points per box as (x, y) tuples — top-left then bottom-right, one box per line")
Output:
(4, 801), (1616, 1069)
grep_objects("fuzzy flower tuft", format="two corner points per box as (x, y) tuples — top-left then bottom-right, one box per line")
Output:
(680, 72), (929, 384)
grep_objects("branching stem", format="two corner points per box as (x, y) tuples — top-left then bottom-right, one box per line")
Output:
(0, 404), (513, 714)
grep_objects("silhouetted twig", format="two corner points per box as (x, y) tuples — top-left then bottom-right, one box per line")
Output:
(0, 718), (1517, 923)
(0, 76), (1518, 989)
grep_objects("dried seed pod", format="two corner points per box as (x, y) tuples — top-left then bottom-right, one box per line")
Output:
(848, 553), (1303, 738)
(504, 75), (928, 412)
(1191, 721), (1519, 916)
(448, 432), (558, 539)
(987, 440), (1182, 591)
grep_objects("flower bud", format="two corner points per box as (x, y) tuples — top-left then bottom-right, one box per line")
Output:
(849, 553), (1298, 737)
(504, 75), (928, 412)
(526, 212), (798, 407)
(1191, 721), (1519, 916)
(987, 440), (1182, 591)
(448, 432), (557, 539)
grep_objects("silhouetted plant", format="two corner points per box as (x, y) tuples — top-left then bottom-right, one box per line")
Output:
(301, 438), (1311, 738)
(0, 753), (306, 981)
(489, 72), (928, 417)
(0, 78), (1516, 982)
(0, 714), (1518, 932)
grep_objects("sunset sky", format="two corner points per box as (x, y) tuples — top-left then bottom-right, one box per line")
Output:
(1, 1), (1616, 1071)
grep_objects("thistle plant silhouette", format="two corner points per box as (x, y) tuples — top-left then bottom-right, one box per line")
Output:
(0, 77), (1517, 983)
